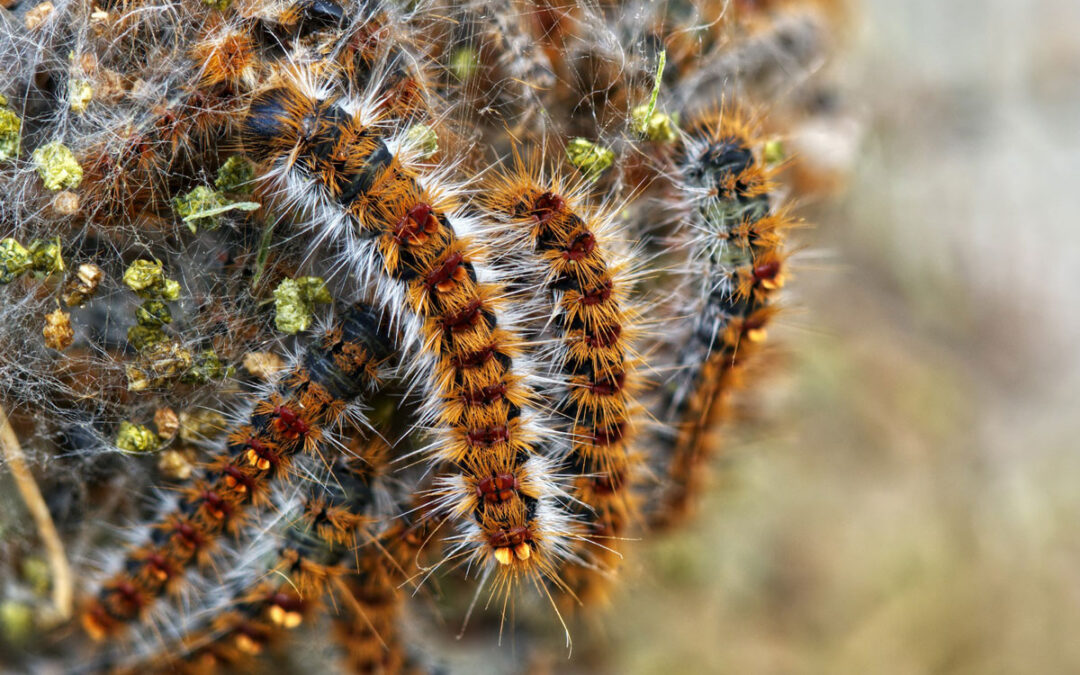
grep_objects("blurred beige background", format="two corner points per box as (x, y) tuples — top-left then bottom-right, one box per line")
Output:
(601, 1), (1080, 673)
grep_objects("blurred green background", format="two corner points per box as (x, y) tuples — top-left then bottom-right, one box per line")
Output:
(599, 1), (1080, 673)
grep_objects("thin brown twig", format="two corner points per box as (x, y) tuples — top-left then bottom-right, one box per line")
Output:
(0, 403), (73, 622)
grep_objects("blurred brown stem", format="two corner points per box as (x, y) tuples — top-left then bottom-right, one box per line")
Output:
(0, 403), (72, 622)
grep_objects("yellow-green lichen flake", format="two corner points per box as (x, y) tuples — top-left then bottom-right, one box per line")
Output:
(0, 239), (32, 284)
(123, 259), (180, 299)
(214, 156), (256, 193)
(32, 141), (82, 191)
(273, 276), (331, 334)
(450, 48), (479, 81)
(764, 138), (785, 166)
(28, 238), (64, 275)
(405, 124), (439, 159)
(182, 349), (229, 384)
(0, 107), (21, 161)
(135, 299), (172, 326)
(123, 259), (164, 293)
(567, 138), (614, 181)
(126, 323), (167, 350)
(0, 601), (33, 645)
(173, 186), (227, 232)
(115, 421), (161, 453)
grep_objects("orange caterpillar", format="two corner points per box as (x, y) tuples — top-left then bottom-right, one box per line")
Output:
(481, 166), (642, 605)
(239, 69), (576, 616)
(650, 109), (793, 528)
(82, 305), (392, 640)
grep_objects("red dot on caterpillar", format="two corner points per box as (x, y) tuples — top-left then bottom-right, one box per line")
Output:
(462, 382), (508, 407)
(452, 344), (498, 370)
(579, 280), (614, 306)
(272, 405), (310, 438)
(223, 464), (256, 493)
(172, 520), (206, 551)
(114, 580), (142, 609)
(741, 312), (770, 343)
(425, 251), (467, 292)
(752, 258), (785, 290)
(198, 489), (231, 520)
(441, 299), (483, 333)
(589, 473), (621, 496)
(244, 438), (277, 471)
(392, 202), (438, 246)
(466, 424), (510, 448)
(585, 325), (622, 349)
(562, 232), (596, 261)
(592, 423), (627, 447)
(589, 372), (626, 396)
(530, 191), (566, 225)
(476, 472), (520, 504)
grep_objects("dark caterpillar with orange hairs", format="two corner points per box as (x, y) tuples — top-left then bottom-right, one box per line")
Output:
(238, 66), (578, 632)
(480, 164), (644, 606)
(649, 109), (793, 529)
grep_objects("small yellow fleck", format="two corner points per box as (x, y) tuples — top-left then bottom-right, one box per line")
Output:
(69, 79), (93, 113)
(273, 276), (331, 334)
(157, 449), (193, 481)
(0, 107), (21, 161)
(52, 190), (80, 215)
(450, 48), (478, 81)
(214, 156), (256, 194)
(28, 238), (64, 275)
(763, 138), (785, 165)
(179, 409), (227, 443)
(566, 138), (615, 181)
(404, 124), (439, 159)
(0, 601), (33, 645)
(0, 238), (32, 284)
(20, 557), (51, 596)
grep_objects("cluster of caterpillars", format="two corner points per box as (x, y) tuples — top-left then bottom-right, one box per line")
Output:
(0, 0), (845, 669)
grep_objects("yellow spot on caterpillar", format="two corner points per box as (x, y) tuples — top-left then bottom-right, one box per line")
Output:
(269, 604), (303, 629)
(494, 547), (514, 566)
(513, 542), (531, 561)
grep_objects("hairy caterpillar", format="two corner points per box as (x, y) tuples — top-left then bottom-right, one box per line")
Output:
(82, 303), (393, 639)
(648, 109), (792, 528)
(114, 434), (403, 674)
(480, 162), (644, 605)
(238, 65), (579, 627)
